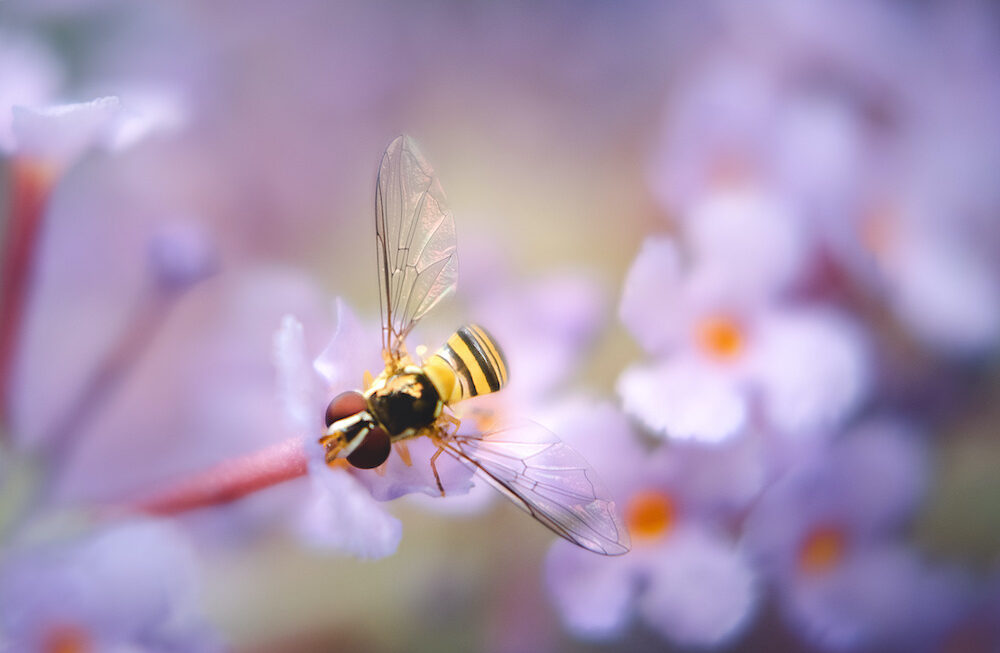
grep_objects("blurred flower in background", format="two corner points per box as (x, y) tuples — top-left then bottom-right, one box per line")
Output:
(2, 1), (1000, 652)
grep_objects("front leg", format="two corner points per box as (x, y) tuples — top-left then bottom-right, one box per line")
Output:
(438, 412), (461, 437)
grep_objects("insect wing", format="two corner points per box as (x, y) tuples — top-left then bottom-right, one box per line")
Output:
(375, 135), (458, 360)
(442, 421), (631, 556)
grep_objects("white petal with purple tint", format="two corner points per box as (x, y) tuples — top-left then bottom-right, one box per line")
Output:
(296, 466), (402, 559)
(889, 231), (1000, 355)
(618, 357), (746, 443)
(640, 528), (759, 647)
(545, 539), (635, 640)
(312, 298), (381, 393)
(273, 314), (317, 433)
(687, 185), (806, 299)
(0, 31), (63, 152)
(11, 97), (121, 167)
(751, 309), (870, 436)
(619, 236), (685, 355)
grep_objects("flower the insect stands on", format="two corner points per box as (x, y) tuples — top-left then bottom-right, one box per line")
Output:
(272, 301), (474, 559)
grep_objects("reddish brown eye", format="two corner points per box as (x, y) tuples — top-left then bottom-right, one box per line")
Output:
(325, 391), (367, 427)
(347, 427), (391, 469)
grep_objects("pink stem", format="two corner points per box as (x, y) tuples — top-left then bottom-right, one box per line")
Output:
(118, 436), (310, 516)
(0, 159), (55, 428)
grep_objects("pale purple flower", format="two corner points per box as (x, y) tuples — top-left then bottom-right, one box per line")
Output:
(543, 400), (761, 647)
(742, 417), (957, 650)
(618, 236), (870, 443)
(0, 520), (221, 653)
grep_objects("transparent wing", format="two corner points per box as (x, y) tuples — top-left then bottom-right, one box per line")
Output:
(440, 420), (631, 556)
(375, 135), (458, 361)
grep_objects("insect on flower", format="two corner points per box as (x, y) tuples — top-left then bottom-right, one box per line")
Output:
(319, 135), (630, 556)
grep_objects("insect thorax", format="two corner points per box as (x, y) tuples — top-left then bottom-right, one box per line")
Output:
(366, 368), (442, 437)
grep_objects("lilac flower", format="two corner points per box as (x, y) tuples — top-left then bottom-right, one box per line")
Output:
(543, 400), (760, 647)
(742, 418), (961, 650)
(618, 235), (870, 444)
(0, 520), (221, 653)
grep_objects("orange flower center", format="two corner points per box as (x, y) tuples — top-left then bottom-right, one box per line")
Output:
(625, 490), (676, 541)
(798, 525), (847, 575)
(43, 624), (92, 653)
(860, 204), (897, 259)
(695, 315), (746, 361)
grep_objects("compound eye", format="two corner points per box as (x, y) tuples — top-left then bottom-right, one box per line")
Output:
(347, 427), (391, 469)
(325, 391), (367, 427)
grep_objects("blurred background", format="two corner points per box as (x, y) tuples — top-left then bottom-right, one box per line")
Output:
(1, 1), (1000, 651)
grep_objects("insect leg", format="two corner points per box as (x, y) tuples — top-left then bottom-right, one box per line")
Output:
(429, 446), (447, 497)
(439, 412), (461, 436)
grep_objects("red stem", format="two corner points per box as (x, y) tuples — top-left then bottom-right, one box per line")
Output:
(0, 159), (55, 429)
(117, 436), (310, 516)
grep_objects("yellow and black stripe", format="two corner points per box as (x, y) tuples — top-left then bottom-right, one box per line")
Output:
(429, 324), (508, 403)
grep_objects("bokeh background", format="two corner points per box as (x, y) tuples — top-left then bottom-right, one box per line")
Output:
(2, 1), (1000, 651)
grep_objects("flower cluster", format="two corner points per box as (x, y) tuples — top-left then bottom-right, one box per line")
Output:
(545, 1), (1000, 649)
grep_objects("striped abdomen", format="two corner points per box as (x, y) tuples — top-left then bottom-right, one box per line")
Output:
(423, 324), (508, 405)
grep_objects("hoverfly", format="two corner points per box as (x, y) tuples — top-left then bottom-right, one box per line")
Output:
(319, 136), (630, 556)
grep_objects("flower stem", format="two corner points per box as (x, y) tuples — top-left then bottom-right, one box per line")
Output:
(0, 159), (55, 430)
(113, 436), (309, 516)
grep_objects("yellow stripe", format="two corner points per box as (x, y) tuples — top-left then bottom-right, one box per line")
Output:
(446, 332), (492, 395)
(469, 325), (507, 386)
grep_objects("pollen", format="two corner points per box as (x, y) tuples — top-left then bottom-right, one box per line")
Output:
(625, 489), (676, 541)
(798, 525), (847, 575)
(695, 315), (746, 361)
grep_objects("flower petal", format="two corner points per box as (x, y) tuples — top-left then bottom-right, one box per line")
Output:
(619, 236), (685, 355)
(0, 30), (63, 152)
(618, 357), (746, 443)
(11, 97), (121, 167)
(312, 297), (381, 393)
(545, 539), (635, 640)
(273, 314), (319, 433)
(751, 308), (870, 436)
(640, 528), (759, 648)
(890, 232), (1000, 355)
(296, 466), (402, 559)
(687, 186), (806, 299)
